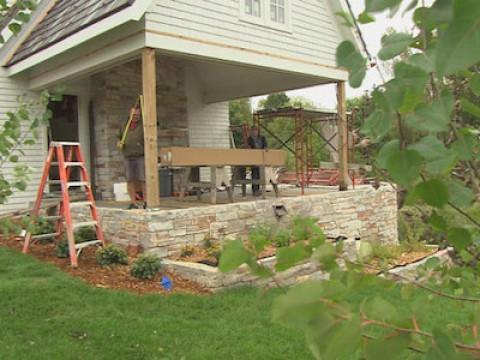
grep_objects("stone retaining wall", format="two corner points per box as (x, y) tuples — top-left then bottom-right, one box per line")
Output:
(74, 184), (398, 257)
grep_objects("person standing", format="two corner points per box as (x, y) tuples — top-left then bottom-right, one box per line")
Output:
(119, 106), (146, 209)
(247, 125), (267, 196)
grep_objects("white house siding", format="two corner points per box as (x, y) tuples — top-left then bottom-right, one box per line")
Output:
(0, 69), (45, 214)
(146, 0), (343, 68)
(186, 64), (230, 181)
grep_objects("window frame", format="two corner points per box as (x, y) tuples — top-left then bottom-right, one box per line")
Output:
(239, 0), (291, 32)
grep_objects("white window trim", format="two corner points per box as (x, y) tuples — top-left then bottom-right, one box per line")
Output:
(239, 0), (292, 33)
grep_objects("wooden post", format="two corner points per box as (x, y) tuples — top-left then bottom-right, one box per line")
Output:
(337, 81), (349, 191)
(142, 48), (160, 207)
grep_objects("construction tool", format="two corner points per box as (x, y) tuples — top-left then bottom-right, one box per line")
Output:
(117, 95), (144, 150)
(22, 142), (105, 267)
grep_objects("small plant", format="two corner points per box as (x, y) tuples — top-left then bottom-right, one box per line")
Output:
(206, 242), (222, 262)
(96, 245), (128, 267)
(130, 254), (162, 280)
(56, 241), (69, 258)
(75, 226), (97, 243)
(180, 245), (195, 258)
(273, 229), (291, 248)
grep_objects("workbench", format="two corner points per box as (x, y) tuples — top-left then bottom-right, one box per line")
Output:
(159, 147), (286, 204)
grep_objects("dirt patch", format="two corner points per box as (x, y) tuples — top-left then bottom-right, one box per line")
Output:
(0, 235), (209, 296)
(365, 248), (438, 274)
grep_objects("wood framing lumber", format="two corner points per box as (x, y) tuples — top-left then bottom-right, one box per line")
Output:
(336, 81), (349, 191)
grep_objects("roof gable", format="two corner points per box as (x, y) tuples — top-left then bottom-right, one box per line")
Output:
(7, 0), (137, 66)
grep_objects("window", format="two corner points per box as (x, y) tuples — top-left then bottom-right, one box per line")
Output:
(245, 0), (262, 18)
(270, 0), (285, 24)
(241, 0), (290, 31)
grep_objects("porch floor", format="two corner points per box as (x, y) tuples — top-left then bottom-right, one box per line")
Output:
(96, 185), (338, 211)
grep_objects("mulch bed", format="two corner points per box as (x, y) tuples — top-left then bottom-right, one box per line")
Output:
(0, 235), (209, 296)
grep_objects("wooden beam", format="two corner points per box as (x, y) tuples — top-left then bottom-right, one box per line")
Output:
(336, 81), (349, 191)
(142, 48), (160, 207)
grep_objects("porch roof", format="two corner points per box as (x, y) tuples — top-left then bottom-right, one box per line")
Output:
(7, 0), (137, 66)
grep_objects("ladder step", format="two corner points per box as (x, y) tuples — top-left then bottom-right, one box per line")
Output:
(32, 233), (59, 240)
(75, 240), (102, 250)
(43, 215), (63, 221)
(73, 221), (97, 229)
(50, 141), (80, 146)
(51, 162), (84, 167)
(70, 201), (93, 208)
(68, 182), (90, 188)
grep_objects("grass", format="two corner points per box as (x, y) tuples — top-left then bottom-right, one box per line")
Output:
(0, 247), (312, 360)
(0, 246), (475, 359)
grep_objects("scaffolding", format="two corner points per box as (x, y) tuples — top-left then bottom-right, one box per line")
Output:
(252, 106), (351, 194)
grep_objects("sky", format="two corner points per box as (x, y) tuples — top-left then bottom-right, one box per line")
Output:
(252, 1), (422, 110)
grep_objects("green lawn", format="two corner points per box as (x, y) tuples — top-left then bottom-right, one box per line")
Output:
(0, 246), (475, 359)
(0, 247), (312, 360)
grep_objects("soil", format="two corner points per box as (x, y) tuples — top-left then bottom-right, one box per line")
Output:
(0, 235), (209, 296)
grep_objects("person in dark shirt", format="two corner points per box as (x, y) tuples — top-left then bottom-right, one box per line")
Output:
(247, 125), (267, 196)
(119, 107), (145, 209)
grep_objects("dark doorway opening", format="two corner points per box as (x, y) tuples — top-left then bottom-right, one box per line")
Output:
(48, 95), (79, 191)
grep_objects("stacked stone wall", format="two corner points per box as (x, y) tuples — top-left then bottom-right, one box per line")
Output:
(74, 185), (398, 258)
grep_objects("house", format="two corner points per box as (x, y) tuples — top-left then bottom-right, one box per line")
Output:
(0, 0), (358, 213)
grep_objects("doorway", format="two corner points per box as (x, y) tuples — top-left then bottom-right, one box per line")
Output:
(48, 95), (79, 191)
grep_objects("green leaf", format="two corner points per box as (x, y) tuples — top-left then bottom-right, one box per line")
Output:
(335, 11), (354, 27)
(378, 32), (414, 60)
(461, 97), (480, 118)
(336, 41), (367, 88)
(430, 211), (448, 231)
(415, 179), (449, 208)
(393, 63), (429, 113)
(407, 53), (435, 73)
(365, 0), (402, 13)
(313, 242), (337, 271)
(218, 239), (252, 273)
(405, 92), (454, 133)
(9, 155), (19, 163)
(470, 73), (480, 97)
(377, 140), (400, 169)
(365, 333), (409, 360)
(314, 316), (362, 360)
(8, 22), (21, 34)
(358, 12), (375, 24)
(386, 149), (423, 187)
(363, 297), (399, 323)
(435, 0), (480, 76)
(275, 244), (310, 272)
(410, 136), (457, 175)
(448, 227), (472, 251)
(451, 128), (478, 161)
(447, 179), (474, 208)
(358, 241), (373, 261)
(361, 110), (393, 143)
(426, 329), (457, 360)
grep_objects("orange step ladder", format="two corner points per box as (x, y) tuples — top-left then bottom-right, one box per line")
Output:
(22, 142), (105, 267)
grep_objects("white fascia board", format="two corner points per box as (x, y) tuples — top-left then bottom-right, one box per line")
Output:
(28, 32), (145, 90)
(5, 0), (155, 76)
(145, 30), (348, 82)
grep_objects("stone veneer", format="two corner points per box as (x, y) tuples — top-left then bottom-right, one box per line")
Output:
(73, 184), (398, 258)
(91, 57), (188, 199)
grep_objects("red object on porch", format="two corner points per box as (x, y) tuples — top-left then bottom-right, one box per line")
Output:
(22, 142), (105, 268)
(279, 169), (364, 187)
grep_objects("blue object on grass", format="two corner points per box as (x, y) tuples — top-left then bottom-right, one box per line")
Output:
(161, 275), (173, 291)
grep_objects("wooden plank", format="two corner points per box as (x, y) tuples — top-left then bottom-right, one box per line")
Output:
(159, 147), (286, 167)
(337, 81), (349, 191)
(142, 48), (160, 207)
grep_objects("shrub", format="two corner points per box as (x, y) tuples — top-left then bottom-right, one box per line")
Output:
(206, 242), (222, 262)
(130, 254), (162, 279)
(75, 226), (97, 243)
(56, 241), (69, 258)
(96, 245), (128, 267)
(274, 229), (291, 248)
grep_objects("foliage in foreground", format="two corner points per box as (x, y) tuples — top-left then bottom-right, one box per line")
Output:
(221, 1), (480, 358)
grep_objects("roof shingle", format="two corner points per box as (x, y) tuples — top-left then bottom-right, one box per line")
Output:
(8, 0), (136, 66)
